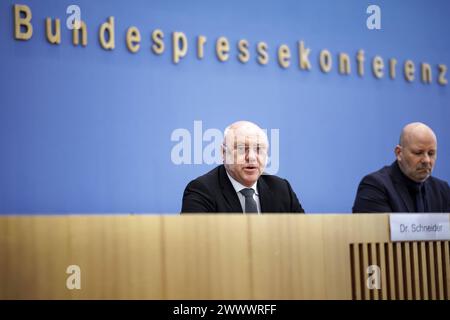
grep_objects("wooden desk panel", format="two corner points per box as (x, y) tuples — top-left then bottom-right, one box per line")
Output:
(0, 214), (448, 300)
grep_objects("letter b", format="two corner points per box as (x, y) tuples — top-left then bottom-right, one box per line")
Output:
(14, 4), (33, 40)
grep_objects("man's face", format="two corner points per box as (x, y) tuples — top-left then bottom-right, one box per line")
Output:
(223, 126), (268, 187)
(396, 133), (437, 183)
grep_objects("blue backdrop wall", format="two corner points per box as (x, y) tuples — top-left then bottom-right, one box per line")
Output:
(0, 0), (449, 214)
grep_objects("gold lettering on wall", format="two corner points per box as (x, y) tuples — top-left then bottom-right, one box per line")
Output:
(389, 58), (397, 79)
(216, 36), (230, 62)
(319, 49), (332, 73)
(45, 18), (61, 44)
(356, 50), (365, 76)
(338, 53), (351, 75)
(196, 36), (207, 59)
(6, 3), (448, 87)
(237, 39), (250, 63)
(126, 26), (141, 53)
(99, 16), (115, 50)
(298, 41), (311, 70)
(151, 29), (164, 55)
(172, 31), (188, 64)
(372, 56), (384, 79)
(278, 44), (291, 69)
(404, 60), (415, 82)
(438, 64), (448, 86)
(257, 42), (269, 65)
(73, 21), (87, 47)
(421, 63), (432, 84)
(14, 4), (33, 40)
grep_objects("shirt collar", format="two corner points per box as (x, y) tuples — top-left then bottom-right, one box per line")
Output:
(225, 170), (259, 195)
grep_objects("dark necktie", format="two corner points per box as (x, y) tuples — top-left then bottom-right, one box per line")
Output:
(415, 184), (425, 212)
(240, 188), (258, 213)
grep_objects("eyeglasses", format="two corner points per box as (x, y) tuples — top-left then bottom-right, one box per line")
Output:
(223, 144), (268, 155)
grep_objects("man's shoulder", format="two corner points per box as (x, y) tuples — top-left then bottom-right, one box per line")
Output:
(260, 173), (286, 182)
(182, 166), (225, 213)
(259, 173), (291, 189)
(427, 175), (450, 190)
(361, 163), (394, 183)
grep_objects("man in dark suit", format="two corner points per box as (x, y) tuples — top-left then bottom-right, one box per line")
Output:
(353, 122), (450, 213)
(182, 121), (304, 213)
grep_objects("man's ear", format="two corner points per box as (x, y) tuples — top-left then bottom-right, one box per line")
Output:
(394, 145), (402, 161)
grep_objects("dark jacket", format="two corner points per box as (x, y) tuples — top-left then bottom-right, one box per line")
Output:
(182, 165), (305, 213)
(353, 161), (450, 213)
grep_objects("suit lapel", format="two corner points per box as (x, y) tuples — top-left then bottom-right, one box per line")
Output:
(257, 177), (276, 213)
(393, 181), (415, 212)
(390, 163), (415, 212)
(219, 165), (244, 213)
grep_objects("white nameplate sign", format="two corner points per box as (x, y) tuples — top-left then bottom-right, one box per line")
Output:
(390, 214), (450, 242)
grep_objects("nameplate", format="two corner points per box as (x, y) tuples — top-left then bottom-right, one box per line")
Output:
(389, 214), (450, 242)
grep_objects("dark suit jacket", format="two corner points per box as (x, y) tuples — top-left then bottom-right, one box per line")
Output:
(181, 165), (305, 213)
(353, 161), (450, 213)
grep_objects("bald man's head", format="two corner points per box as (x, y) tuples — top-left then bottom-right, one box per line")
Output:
(223, 121), (269, 146)
(395, 122), (437, 182)
(399, 122), (437, 147)
(222, 121), (268, 187)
